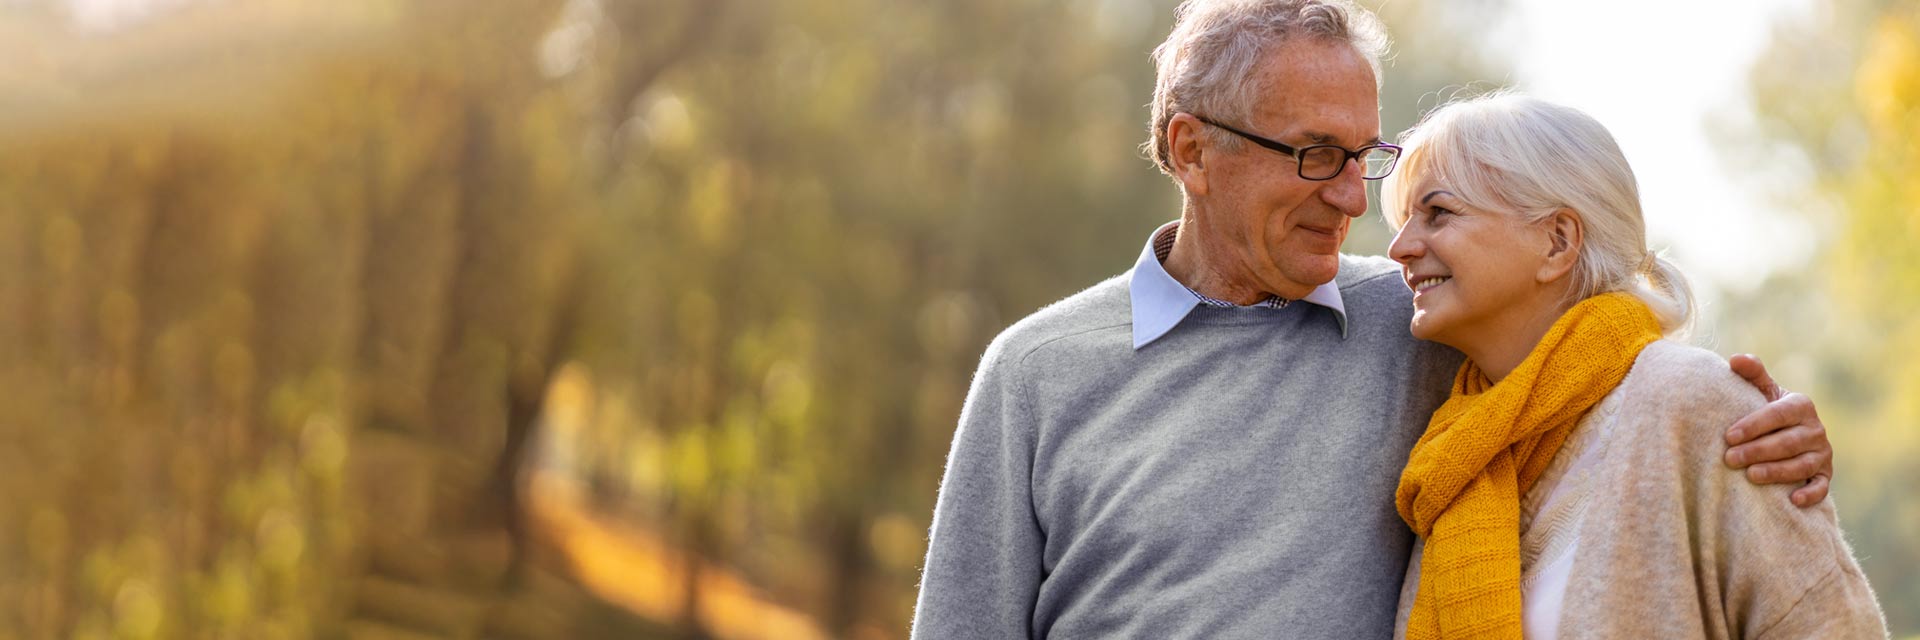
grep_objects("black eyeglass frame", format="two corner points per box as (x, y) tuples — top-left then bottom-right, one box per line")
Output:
(1191, 114), (1403, 181)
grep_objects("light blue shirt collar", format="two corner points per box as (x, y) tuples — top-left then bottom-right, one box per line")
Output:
(1128, 220), (1349, 349)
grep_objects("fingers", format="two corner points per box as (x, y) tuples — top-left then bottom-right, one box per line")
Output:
(1718, 367), (1835, 508)
(1726, 421), (1829, 469)
(1728, 353), (1786, 402)
(1791, 473), (1831, 508)
(1726, 392), (1816, 446)
(1743, 450), (1830, 485)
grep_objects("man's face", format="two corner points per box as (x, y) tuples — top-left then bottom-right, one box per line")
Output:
(1190, 39), (1380, 299)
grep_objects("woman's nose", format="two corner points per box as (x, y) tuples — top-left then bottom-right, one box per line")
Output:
(1389, 223), (1423, 265)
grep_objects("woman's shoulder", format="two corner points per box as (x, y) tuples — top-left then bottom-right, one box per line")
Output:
(1602, 341), (1767, 458)
(1561, 352), (1887, 637)
(1620, 340), (1766, 415)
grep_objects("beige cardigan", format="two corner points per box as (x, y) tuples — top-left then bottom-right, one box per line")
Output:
(1395, 341), (1887, 639)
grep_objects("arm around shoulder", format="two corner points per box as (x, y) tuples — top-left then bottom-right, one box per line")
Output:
(911, 333), (1046, 639)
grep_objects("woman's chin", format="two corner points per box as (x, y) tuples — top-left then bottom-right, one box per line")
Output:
(1409, 322), (1433, 341)
(1408, 312), (1448, 342)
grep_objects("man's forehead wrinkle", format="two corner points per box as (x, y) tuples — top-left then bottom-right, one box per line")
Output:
(1243, 39), (1383, 148)
(1249, 94), (1376, 143)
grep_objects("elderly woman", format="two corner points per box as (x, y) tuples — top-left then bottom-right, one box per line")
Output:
(1380, 94), (1886, 639)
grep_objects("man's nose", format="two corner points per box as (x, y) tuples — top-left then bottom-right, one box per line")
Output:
(1322, 160), (1368, 217)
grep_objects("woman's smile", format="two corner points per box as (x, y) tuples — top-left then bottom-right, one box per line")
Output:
(1410, 275), (1450, 300)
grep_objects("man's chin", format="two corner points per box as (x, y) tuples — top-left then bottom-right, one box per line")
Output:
(1273, 258), (1340, 296)
(1299, 252), (1342, 277)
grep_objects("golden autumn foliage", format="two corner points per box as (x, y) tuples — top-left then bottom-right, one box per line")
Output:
(1734, 0), (1920, 633)
(4, 0), (1912, 637)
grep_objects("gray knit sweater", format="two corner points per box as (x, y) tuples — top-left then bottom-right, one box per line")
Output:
(912, 255), (1462, 639)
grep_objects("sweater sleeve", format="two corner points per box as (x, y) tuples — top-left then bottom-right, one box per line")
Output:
(1556, 343), (1888, 639)
(911, 334), (1045, 639)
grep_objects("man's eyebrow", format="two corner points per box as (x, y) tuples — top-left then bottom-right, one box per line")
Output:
(1300, 130), (1337, 144)
(1299, 130), (1384, 146)
(1420, 190), (1455, 205)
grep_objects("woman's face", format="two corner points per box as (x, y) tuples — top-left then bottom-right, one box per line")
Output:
(1387, 177), (1560, 350)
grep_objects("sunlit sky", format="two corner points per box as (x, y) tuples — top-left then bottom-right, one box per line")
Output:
(1497, 0), (1819, 301)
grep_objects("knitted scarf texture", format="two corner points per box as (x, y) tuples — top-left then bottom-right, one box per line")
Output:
(1395, 292), (1662, 639)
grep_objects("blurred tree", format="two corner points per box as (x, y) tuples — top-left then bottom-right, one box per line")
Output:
(0, 0), (1518, 637)
(1732, 0), (1920, 632)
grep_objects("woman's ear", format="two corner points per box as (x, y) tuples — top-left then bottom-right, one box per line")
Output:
(1166, 113), (1210, 197)
(1537, 208), (1583, 284)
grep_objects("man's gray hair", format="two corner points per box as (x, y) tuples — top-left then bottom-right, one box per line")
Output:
(1145, 0), (1390, 174)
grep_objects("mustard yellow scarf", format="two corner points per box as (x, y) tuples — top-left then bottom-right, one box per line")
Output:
(1396, 292), (1661, 639)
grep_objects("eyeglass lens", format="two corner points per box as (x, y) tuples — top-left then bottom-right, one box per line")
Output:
(1299, 146), (1398, 180)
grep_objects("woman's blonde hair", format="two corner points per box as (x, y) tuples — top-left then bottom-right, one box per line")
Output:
(1380, 92), (1696, 336)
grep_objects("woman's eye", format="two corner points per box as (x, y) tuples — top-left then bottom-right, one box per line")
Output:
(1429, 206), (1454, 218)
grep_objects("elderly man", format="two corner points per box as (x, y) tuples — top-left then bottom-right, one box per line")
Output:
(912, 0), (1835, 637)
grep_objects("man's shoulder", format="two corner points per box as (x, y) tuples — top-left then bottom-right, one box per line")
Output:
(1333, 254), (1424, 338)
(1336, 254), (1409, 293)
(980, 274), (1132, 371)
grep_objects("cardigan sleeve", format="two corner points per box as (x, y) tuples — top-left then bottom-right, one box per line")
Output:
(1751, 560), (1888, 640)
(1671, 352), (1887, 639)
(1555, 342), (1887, 639)
(911, 333), (1045, 639)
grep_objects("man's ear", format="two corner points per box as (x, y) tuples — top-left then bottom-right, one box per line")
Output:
(1166, 113), (1211, 197)
(1537, 208), (1583, 284)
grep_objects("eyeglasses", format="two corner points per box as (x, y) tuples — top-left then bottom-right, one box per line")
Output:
(1192, 114), (1402, 181)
